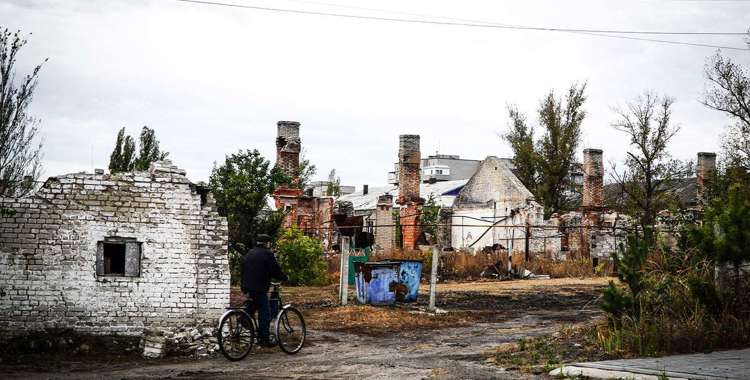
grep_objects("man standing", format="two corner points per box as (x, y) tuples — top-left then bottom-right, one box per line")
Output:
(241, 234), (288, 347)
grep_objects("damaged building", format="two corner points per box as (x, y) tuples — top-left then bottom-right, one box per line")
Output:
(338, 134), (632, 264)
(271, 121), (335, 245)
(0, 161), (230, 339)
(270, 123), (716, 266)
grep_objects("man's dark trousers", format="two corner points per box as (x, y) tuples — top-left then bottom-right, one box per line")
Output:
(248, 291), (271, 342)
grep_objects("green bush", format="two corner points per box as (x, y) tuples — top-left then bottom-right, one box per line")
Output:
(275, 226), (328, 286)
(597, 188), (750, 356)
(228, 248), (243, 285)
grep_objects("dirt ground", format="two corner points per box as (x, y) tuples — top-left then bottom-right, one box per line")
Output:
(1, 277), (611, 379)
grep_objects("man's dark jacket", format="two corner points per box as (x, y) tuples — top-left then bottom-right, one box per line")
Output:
(241, 244), (288, 293)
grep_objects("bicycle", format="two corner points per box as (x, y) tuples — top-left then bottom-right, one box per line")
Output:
(217, 282), (306, 361)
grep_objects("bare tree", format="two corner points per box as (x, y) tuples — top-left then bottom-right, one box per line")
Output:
(702, 53), (750, 170)
(0, 28), (45, 197)
(610, 93), (689, 242)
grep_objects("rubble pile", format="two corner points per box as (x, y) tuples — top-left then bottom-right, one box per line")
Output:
(141, 321), (219, 359)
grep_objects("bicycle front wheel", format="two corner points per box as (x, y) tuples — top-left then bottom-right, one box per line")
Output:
(218, 309), (255, 361)
(275, 306), (306, 354)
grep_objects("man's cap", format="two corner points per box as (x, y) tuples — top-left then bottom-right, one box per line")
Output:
(256, 234), (271, 243)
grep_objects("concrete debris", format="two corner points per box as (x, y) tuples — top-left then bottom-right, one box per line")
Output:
(141, 323), (219, 359)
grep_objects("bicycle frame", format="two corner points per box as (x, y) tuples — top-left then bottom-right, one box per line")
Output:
(217, 284), (287, 341)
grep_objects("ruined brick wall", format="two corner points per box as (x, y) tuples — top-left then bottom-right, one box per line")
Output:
(400, 204), (421, 251)
(374, 194), (394, 251)
(0, 162), (229, 338)
(582, 149), (603, 209)
(275, 121), (301, 182)
(296, 196), (334, 243)
(554, 210), (629, 260)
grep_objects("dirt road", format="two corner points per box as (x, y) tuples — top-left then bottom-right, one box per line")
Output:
(1, 278), (608, 379)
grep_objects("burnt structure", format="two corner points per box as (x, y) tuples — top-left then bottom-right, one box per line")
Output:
(271, 121), (333, 243)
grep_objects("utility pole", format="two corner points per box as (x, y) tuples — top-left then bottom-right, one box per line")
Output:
(429, 246), (439, 311)
(339, 236), (350, 306)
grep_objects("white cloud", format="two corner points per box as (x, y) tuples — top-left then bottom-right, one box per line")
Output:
(2, 0), (748, 188)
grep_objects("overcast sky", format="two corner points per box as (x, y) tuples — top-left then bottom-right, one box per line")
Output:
(2, 0), (748, 189)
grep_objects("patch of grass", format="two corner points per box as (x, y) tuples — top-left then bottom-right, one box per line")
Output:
(489, 335), (561, 374)
(488, 324), (619, 375)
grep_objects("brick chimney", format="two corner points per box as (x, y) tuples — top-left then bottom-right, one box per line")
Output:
(396, 135), (423, 250)
(273, 121), (303, 229)
(276, 121), (301, 183)
(582, 148), (604, 209)
(397, 135), (421, 204)
(696, 152), (717, 203)
(375, 194), (394, 251)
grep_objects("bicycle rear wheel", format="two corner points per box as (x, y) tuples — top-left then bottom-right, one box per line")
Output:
(275, 306), (306, 354)
(218, 309), (255, 361)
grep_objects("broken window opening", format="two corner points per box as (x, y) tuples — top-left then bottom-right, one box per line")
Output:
(96, 238), (142, 278)
(103, 242), (126, 275)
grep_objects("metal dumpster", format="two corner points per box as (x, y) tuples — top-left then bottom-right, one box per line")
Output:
(353, 262), (400, 305)
(380, 260), (423, 302)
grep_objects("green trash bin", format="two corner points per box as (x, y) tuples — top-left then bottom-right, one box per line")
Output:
(347, 247), (370, 285)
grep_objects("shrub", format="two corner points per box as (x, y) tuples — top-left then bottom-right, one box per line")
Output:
(228, 248), (243, 285)
(275, 226), (328, 286)
(597, 214), (750, 356)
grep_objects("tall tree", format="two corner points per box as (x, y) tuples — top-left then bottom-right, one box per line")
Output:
(0, 28), (45, 197)
(133, 126), (168, 171)
(108, 126), (168, 173)
(691, 184), (750, 310)
(503, 105), (538, 192)
(610, 92), (687, 242)
(702, 53), (750, 171)
(108, 127), (136, 173)
(504, 82), (586, 217)
(209, 149), (287, 254)
(536, 83), (587, 216)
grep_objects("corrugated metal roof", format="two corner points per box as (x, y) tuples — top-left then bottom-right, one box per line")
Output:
(338, 179), (468, 211)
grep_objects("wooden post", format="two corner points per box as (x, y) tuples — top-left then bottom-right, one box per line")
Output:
(340, 236), (350, 306)
(524, 224), (530, 262)
(429, 246), (439, 311)
(508, 229), (514, 275)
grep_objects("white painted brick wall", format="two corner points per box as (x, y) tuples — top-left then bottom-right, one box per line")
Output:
(0, 162), (229, 339)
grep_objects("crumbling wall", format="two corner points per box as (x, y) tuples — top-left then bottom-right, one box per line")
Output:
(553, 210), (629, 260)
(0, 161), (229, 339)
